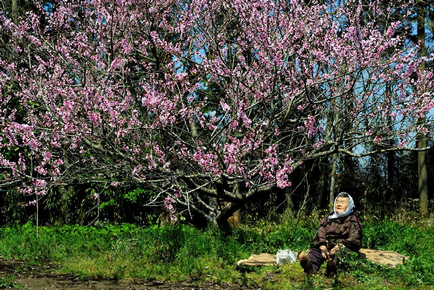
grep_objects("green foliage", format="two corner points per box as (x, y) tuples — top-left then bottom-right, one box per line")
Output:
(352, 219), (434, 287)
(0, 217), (433, 288)
(0, 189), (30, 225)
(231, 212), (316, 254)
(0, 276), (16, 288)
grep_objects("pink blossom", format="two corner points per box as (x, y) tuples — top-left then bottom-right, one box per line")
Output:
(220, 101), (230, 112)
(111, 181), (121, 187)
(373, 135), (382, 144)
(365, 127), (374, 136)
(33, 179), (46, 187)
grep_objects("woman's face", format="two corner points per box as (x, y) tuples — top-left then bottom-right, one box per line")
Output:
(334, 197), (349, 213)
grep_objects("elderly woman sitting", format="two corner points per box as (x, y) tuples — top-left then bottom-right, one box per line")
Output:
(300, 192), (363, 276)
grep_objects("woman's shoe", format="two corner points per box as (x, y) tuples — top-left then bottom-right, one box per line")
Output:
(300, 256), (316, 275)
(325, 258), (337, 277)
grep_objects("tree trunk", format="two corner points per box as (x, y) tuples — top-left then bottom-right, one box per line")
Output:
(418, 143), (428, 218)
(417, 1), (429, 218)
(386, 82), (395, 196)
(329, 152), (338, 204)
(285, 176), (294, 213)
(11, 0), (19, 23)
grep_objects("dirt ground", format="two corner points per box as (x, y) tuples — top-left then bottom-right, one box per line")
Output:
(0, 260), (250, 290)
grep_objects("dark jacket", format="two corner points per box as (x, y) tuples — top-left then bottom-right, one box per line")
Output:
(312, 213), (362, 252)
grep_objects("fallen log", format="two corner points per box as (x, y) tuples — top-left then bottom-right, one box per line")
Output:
(358, 248), (409, 268)
(236, 248), (409, 268)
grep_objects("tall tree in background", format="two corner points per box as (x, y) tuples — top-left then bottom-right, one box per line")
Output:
(0, 0), (433, 227)
(417, 0), (429, 218)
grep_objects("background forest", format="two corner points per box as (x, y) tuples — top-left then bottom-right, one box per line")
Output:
(1, 146), (434, 227)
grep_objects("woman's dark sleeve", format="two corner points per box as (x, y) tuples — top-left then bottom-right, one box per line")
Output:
(312, 216), (329, 249)
(342, 215), (363, 251)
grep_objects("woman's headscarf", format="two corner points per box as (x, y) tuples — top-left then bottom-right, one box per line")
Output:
(329, 192), (355, 219)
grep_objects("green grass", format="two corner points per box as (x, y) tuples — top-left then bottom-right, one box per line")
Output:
(0, 214), (433, 289)
(0, 275), (16, 288)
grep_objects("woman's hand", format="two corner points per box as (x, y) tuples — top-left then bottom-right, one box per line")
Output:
(330, 243), (345, 255)
(319, 245), (329, 258)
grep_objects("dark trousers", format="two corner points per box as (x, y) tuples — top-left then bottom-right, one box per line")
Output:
(307, 248), (333, 271)
(307, 247), (353, 271)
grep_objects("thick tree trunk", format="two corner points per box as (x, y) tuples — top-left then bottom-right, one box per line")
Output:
(417, 1), (429, 218)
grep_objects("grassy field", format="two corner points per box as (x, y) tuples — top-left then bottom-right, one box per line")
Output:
(0, 212), (433, 289)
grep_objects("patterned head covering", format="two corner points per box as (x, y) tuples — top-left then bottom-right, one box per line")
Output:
(329, 192), (355, 219)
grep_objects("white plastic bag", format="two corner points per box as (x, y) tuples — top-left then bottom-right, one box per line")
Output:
(276, 249), (297, 265)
